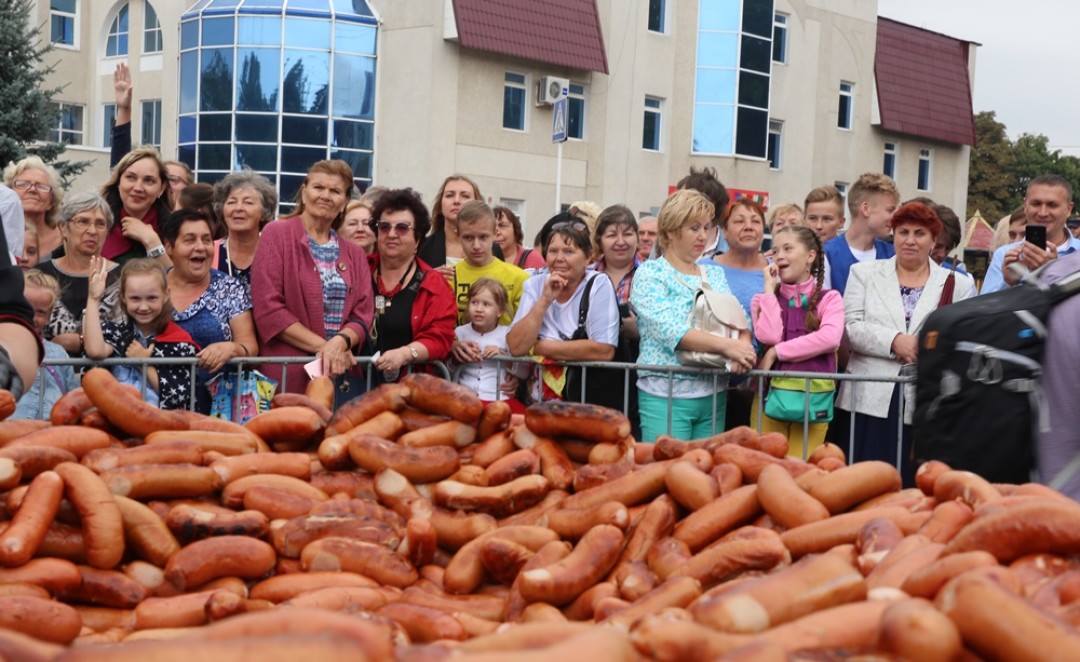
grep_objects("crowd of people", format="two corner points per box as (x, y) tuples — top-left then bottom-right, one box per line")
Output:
(2, 69), (1079, 493)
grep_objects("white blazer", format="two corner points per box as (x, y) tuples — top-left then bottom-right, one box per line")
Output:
(837, 257), (974, 422)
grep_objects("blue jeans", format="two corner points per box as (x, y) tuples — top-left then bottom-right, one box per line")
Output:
(638, 389), (727, 442)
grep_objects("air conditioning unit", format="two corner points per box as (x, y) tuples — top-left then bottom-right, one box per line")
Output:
(535, 76), (569, 106)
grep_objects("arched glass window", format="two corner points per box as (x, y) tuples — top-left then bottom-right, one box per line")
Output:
(178, 0), (377, 209)
(144, 3), (163, 53)
(106, 4), (130, 57)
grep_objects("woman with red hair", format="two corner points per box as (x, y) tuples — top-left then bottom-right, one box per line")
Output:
(835, 202), (974, 484)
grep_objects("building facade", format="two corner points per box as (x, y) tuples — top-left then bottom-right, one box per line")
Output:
(34, 0), (976, 238)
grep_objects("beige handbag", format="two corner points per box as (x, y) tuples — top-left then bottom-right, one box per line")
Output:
(674, 267), (749, 369)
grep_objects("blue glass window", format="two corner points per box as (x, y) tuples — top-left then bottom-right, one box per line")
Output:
(883, 142), (897, 178)
(695, 69), (736, 104)
(181, 21), (199, 50)
(199, 114), (233, 141)
(692, 104), (733, 154)
(741, 35), (771, 74)
(643, 97), (662, 151)
(283, 50), (330, 115)
(568, 83), (585, 140)
(736, 107), (768, 157)
(647, 0), (665, 33)
(280, 146), (327, 173)
(235, 144), (278, 171)
(178, 145), (196, 170)
(103, 104), (116, 148)
(106, 5), (129, 57)
(742, 0), (773, 38)
(284, 18), (332, 48)
(198, 144), (232, 170)
(333, 0), (375, 16)
(179, 52), (199, 113)
(333, 120), (373, 150)
(237, 17), (282, 45)
(697, 32), (738, 68)
(335, 23), (376, 54)
(200, 48), (234, 111)
(503, 72), (527, 131)
(202, 18), (234, 46)
(738, 72), (770, 109)
(282, 116), (328, 144)
(280, 175), (306, 204)
(236, 49), (281, 112)
(332, 55), (375, 119)
(331, 149), (371, 179)
(144, 3), (163, 53)
(699, 0), (740, 31)
(50, 0), (76, 46)
(141, 99), (162, 147)
(179, 116), (197, 143)
(235, 114), (279, 142)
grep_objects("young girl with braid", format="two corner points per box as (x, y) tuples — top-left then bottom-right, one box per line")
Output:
(751, 225), (844, 458)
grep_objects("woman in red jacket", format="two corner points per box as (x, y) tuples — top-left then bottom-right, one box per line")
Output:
(364, 188), (456, 382)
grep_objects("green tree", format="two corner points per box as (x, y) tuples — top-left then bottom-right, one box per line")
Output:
(0, 0), (89, 186)
(1012, 133), (1080, 210)
(966, 111), (1015, 222)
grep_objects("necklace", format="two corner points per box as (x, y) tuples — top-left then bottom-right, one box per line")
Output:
(374, 259), (415, 316)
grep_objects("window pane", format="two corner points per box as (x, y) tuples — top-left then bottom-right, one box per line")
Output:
(918, 160), (930, 190)
(145, 4), (157, 29)
(202, 18), (234, 46)
(568, 97), (584, 139)
(237, 16), (281, 45)
(236, 48), (281, 112)
(643, 110), (660, 150)
(141, 100), (161, 145)
(736, 107), (768, 158)
(332, 54), (376, 119)
(697, 32), (738, 68)
(699, 0), (739, 31)
(330, 149), (371, 179)
(179, 116), (196, 143)
(178, 144), (196, 170)
(52, 0), (76, 11)
(199, 114), (232, 141)
(741, 35), (771, 74)
(181, 20), (198, 50)
(235, 144), (278, 171)
(178, 54), (199, 114)
(505, 72), (525, 84)
(692, 103), (733, 154)
(282, 116), (328, 144)
(767, 131), (779, 169)
(333, 0), (375, 16)
(285, 17), (331, 48)
(503, 87), (525, 130)
(335, 23), (376, 54)
(837, 93), (851, 129)
(281, 146), (327, 173)
(695, 68), (736, 104)
(738, 71), (769, 109)
(280, 175), (305, 203)
(742, 0), (774, 38)
(283, 50), (331, 115)
(51, 16), (74, 45)
(884, 153), (896, 177)
(200, 48), (234, 112)
(103, 105), (117, 148)
(333, 120), (373, 150)
(198, 144), (232, 170)
(648, 0), (665, 32)
(235, 114), (279, 142)
(772, 25), (786, 63)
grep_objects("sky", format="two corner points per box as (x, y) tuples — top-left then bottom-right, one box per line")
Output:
(877, 0), (1080, 157)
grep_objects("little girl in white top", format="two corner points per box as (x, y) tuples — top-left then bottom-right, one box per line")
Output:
(454, 278), (528, 412)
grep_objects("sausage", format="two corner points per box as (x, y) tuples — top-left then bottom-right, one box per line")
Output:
(269, 513), (398, 559)
(445, 526), (560, 595)
(145, 429), (265, 455)
(560, 462), (669, 511)
(400, 585), (506, 622)
(505, 540), (573, 622)
(944, 498), (1080, 562)
(646, 537), (692, 580)
(399, 420), (477, 448)
(33, 521), (86, 563)
(325, 383), (409, 436)
(901, 550), (1000, 599)
(133, 589), (241, 630)
(282, 585), (387, 612)
(672, 484), (762, 553)
(123, 560), (173, 597)
(376, 602), (468, 643)
(614, 494), (678, 574)
(517, 524), (625, 606)
(249, 571), (378, 603)
(524, 401), (631, 444)
(808, 442), (846, 466)
(75, 605), (136, 632)
(485, 449), (540, 486)
(865, 537), (944, 593)
(542, 501), (630, 541)
(603, 576), (701, 631)
(270, 393), (332, 422)
(5, 425), (112, 459)
(82, 367), (189, 437)
(937, 570), (1080, 659)
(323, 411), (406, 470)
(0, 583), (49, 599)
(712, 462), (743, 495)
(479, 538), (536, 585)
(805, 461), (903, 514)
(614, 560), (658, 602)
(81, 441), (204, 473)
(665, 460), (720, 511)
(573, 460), (633, 493)
(209, 452), (311, 484)
(0, 557), (81, 594)
(669, 529), (787, 588)
(300, 536), (418, 588)
(402, 372), (484, 424)
(102, 464), (222, 500)
(348, 433), (460, 483)
(469, 429), (516, 468)
(914, 459), (952, 496)
(933, 469), (1003, 508)
(0, 458), (20, 491)
(59, 565), (148, 609)
(54, 462), (124, 569)
(915, 499), (974, 544)
(0, 419), (49, 445)
(712, 443), (817, 482)
(244, 406), (326, 445)
(756, 463), (831, 529)
(220, 473), (328, 508)
(779, 506), (910, 559)
(398, 517), (437, 568)
(167, 504), (270, 543)
(855, 516), (905, 574)
(450, 463), (490, 486)
(113, 495), (181, 567)
(49, 387), (93, 426)
(433, 475), (551, 518)
(0, 470), (63, 567)
(0, 595), (81, 644)
(877, 597), (963, 661)
(477, 400), (512, 441)
(0, 445), (76, 479)
(165, 536), (276, 590)
(309, 471), (375, 500)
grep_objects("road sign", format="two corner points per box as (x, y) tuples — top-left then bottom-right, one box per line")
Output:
(552, 97), (568, 143)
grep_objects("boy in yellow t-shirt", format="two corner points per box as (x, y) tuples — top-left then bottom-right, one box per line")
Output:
(453, 201), (528, 325)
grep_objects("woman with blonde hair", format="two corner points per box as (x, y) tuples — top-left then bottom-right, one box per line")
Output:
(100, 146), (173, 266)
(3, 156), (63, 259)
(418, 174), (503, 280)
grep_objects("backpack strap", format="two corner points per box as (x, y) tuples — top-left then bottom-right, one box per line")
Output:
(516, 248), (532, 268)
(571, 274), (596, 340)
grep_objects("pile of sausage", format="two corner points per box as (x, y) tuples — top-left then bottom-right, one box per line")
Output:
(0, 367), (1079, 660)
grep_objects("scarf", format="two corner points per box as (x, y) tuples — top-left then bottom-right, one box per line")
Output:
(103, 206), (160, 259)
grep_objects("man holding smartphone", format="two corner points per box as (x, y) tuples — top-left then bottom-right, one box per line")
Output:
(981, 175), (1079, 293)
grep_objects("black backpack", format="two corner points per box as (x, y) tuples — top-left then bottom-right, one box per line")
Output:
(913, 269), (1080, 483)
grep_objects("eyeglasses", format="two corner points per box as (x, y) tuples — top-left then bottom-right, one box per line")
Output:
(376, 221), (414, 235)
(167, 175), (187, 185)
(69, 217), (109, 232)
(552, 220), (589, 234)
(12, 179), (52, 194)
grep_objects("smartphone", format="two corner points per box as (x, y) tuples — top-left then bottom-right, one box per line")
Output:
(1026, 225), (1047, 250)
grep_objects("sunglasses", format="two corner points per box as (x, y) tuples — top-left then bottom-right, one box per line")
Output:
(375, 221), (414, 235)
(551, 220), (589, 234)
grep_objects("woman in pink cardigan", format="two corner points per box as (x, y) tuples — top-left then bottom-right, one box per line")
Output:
(250, 160), (373, 401)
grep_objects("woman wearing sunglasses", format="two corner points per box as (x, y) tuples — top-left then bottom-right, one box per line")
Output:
(364, 188), (456, 381)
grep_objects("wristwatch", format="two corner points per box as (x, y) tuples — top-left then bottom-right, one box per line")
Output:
(407, 345), (419, 363)
(146, 244), (166, 258)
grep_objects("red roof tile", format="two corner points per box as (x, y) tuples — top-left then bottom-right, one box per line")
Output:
(874, 18), (975, 146)
(452, 0), (608, 74)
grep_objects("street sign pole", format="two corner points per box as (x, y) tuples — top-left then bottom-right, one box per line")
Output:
(552, 96), (568, 214)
